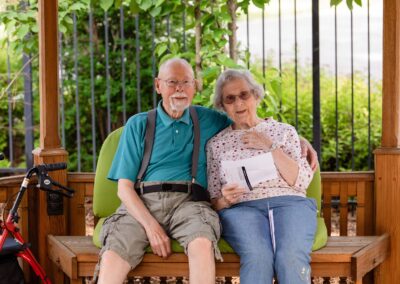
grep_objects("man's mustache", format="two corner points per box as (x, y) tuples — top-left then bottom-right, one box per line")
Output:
(171, 93), (188, 99)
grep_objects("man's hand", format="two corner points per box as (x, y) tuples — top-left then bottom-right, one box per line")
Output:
(299, 137), (318, 172)
(117, 179), (171, 258)
(145, 221), (171, 258)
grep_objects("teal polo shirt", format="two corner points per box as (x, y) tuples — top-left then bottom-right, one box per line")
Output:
(108, 101), (231, 188)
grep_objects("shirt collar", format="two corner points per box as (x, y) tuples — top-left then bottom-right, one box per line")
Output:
(156, 100), (191, 126)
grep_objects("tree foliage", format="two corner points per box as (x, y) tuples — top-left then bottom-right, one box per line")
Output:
(0, 0), (379, 172)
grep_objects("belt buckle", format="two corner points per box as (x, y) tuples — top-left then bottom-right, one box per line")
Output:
(161, 183), (172, 192)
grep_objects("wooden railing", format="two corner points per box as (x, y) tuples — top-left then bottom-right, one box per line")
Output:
(0, 171), (376, 238)
(321, 172), (375, 236)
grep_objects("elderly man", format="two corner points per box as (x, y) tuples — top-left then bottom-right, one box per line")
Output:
(96, 58), (317, 284)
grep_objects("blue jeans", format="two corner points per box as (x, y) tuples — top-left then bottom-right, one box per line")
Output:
(219, 195), (317, 284)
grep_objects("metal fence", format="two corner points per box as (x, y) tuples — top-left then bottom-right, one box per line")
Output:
(0, 0), (382, 174)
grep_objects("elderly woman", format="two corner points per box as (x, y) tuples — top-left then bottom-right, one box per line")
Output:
(207, 69), (317, 283)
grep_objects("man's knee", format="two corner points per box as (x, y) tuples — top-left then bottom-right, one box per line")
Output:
(188, 237), (212, 255)
(101, 250), (130, 270)
(97, 250), (131, 284)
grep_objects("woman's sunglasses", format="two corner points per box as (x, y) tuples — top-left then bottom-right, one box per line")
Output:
(222, 90), (253, 104)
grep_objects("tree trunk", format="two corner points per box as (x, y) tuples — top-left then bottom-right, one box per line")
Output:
(227, 0), (238, 62)
(194, 0), (202, 90)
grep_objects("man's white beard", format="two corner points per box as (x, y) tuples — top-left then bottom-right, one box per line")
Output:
(169, 92), (190, 113)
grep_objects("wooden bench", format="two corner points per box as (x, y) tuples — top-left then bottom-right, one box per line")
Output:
(48, 234), (389, 284)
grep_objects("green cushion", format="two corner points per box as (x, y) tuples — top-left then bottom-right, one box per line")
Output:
(93, 218), (105, 248)
(93, 127), (124, 218)
(92, 128), (327, 251)
(305, 167), (328, 250)
(313, 217), (328, 251)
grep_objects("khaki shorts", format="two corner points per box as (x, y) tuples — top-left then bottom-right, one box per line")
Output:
(98, 192), (222, 269)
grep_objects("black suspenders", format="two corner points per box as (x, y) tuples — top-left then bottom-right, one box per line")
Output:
(135, 106), (201, 188)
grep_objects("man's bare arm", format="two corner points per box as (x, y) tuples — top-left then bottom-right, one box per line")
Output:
(299, 137), (318, 172)
(117, 179), (171, 258)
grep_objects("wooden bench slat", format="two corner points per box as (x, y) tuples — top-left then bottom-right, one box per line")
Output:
(48, 234), (389, 281)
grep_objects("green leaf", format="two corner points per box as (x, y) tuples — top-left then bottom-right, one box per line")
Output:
(31, 25), (38, 33)
(170, 42), (180, 54)
(252, 0), (266, 9)
(179, 51), (196, 62)
(346, 0), (353, 9)
(59, 23), (67, 34)
(114, 0), (123, 8)
(202, 66), (220, 81)
(217, 54), (242, 68)
(5, 19), (16, 33)
(155, 0), (166, 7)
(354, 0), (362, 7)
(149, 6), (162, 17)
(238, 0), (251, 12)
(330, 0), (343, 6)
(16, 25), (30, 39)
(270, 78), (282, 99)
(100, 0), (114, 11)
(159, 53), (177, 65)
(18, 13), (28, 21)
(130, 1), (140, 14)
(156, 42), (168, 57)
(70, 3), (88, 11)
(25, 39), (36, 51)
(139, 0), (153, 11)
(64, 16), (73, 25)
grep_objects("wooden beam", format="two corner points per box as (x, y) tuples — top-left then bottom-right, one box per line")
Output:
(37, 0), (61, 149)
(33, 1), (69, 281)
(375, 1), (400, 283)
(381, 0), (400, 147)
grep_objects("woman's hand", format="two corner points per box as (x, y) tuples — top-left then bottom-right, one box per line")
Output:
(241, 131), (273, 151)
(220, 183), (246, 208)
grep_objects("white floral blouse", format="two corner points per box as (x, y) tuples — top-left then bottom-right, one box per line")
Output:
(206, 118), (314, 202)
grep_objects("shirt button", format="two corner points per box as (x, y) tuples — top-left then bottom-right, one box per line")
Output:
(176, 130), (179, 134)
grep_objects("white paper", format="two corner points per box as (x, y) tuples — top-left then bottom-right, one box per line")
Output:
(221, 152), (278, 191)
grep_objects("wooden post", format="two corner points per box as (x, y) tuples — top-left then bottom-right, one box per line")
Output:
(374, 0), (400, 283)
(32, 0), (69, 279)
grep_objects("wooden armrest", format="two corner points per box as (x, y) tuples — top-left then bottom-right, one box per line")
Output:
(351, 233), (390, 281)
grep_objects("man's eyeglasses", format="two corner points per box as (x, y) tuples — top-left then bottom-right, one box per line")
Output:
(222, 90), (253, 105)
(158, 78), (195, 88)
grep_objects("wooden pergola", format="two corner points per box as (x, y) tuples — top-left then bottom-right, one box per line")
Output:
(30, 0), (400, 283)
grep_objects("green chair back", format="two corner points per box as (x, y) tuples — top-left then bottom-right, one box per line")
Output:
(92, 128), (327, 251)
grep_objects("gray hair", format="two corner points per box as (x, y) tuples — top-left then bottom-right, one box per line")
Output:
(213, 69), (265, 110)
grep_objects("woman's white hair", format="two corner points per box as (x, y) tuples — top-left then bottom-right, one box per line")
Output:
(213, 69), (265, 110)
